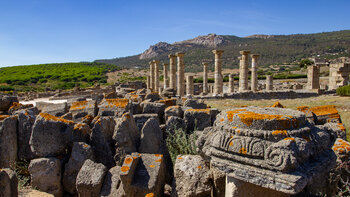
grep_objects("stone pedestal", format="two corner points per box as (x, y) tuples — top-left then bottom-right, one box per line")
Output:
(168, 54), (177, 89)
(328, 60), (350, 90)
(239, 51), (250, 92)
(229, 74), (234, 93)
(186, 75), (194, 96)
(251, 54), (259, 92)
(153, 60), (160, 93)
(163, 63), (169, 89)
(213, 50), (224, 95)
(176, 52), (185, 97)
(149, 61), (155, 91)
(202, 62), (209, 94)
(306, 65), (320, 90)
(266, 75), (273, 91)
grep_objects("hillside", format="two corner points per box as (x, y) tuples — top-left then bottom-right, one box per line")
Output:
(0, 62), (119, 92)
(96, 30), (350, 72)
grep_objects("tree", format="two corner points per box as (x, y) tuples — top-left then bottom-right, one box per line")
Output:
(299, 59), (314, 68)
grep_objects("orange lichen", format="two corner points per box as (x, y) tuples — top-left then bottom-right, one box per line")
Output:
(220, 118), (224, 122)
(197, 165), (202, 169)
(236, 111), (292, 127)
(178, 157), (183, 160)
(105, 99), (129, 108)
(185, 108), (211, 114)
(229, 141), (233, 146)
(239, 148), (247, 154)
(149, 165), (155, 168)
(73, 123), (90, 135)
(302, 136), (310, 142)
(8, 102), (22, 110)
(70, 101), (88, 110)
(297, 106), (309, 113)
(337, 123), (346, 131)
(272, 130), (288, 135)
(226, 109), (247, 122)
(83, 144), (89, 148)
(122, 113), (131, 119)
(39, 113), (75, 125)
(155, 154), (162, 157)
(309, 105), (339, 116)
(0, 115), (10, 121)
(236, 129), (240, 134)
(155, 159), (162, 162)
(124, 157), (133, 164)
(159, 98), (177, 106)
(121, 166), (130, 172)
(332, 139), (350, 153)
(145, 193), (154, 197)
(270, 102), (285, 108)
(284, 137), (296, 142)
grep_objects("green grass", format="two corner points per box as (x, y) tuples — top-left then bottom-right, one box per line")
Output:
(0, 62), (120, 92)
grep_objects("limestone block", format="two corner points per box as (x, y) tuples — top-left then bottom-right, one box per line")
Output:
(183, 99), (207, 109)
(8, 102), (34, 115)
(30, 113), (75, 157)
(0, 95), (18, 111)
(63, 142), (95, 194)
(142, 102), (166, 123)
(157, 98), (177, 107)
(76, 159), (107, 197)
(100, 166), (125, 197)
(0, 169), (11, 197)
(0, 115), (17, 168)
(184, 108), (212, 132)
(139, 118), (164, 154)
(173, 155), (212, 197)
(166, 116), (186, 134)
(28, 157), (63, 197)
(133, 113), (159, 131)
(36, 102), (68, 117)
(97, 99), (130, 117)
(0, 168), (18, 197)
(198, 106), (336, 194)
(145, 92), (162, 102)
(164, 105), (184, 121)
(69, 100), (97, 120)
(91, 116), (116, 168)
(161, 87), (176, 98)
(16, 109), (37, 161)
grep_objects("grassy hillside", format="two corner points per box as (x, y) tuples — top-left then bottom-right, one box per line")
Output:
(96, 30), (350, 72)
(0, 62), (119, 92)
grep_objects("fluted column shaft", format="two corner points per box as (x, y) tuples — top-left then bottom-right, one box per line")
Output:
(229, 74), (234, 93)
(266, 75), (273, 91)
(153, 60), (160, 93)
(213, 50), (224, 95)
(202, 62), (208, 94)
(239, 50), (250, 92)
(163, 63), (169, 89)
(176, 53), (185, 97)
(168, 54), (177, 89)
(146, 76), (150, 90)
(149, 61), (154, 91)
(251, 54), (259, 91)
(186, 75), (194, 96)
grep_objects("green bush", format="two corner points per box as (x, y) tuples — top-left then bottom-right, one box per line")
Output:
(0, 85), (14, 91)
(336, 85), (350, 96)
(166, 128), (198, 164)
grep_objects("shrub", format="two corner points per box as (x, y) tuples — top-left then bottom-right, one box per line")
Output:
(0, 85), (14, 91)
(336, 85), (350, 96)
(166, 128), (198, 164)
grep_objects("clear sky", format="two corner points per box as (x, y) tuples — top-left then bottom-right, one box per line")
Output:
(0, 0), (349, 67)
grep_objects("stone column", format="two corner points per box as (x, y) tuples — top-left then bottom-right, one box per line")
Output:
(239, 50), (250, 92)
(149, 61), (154, 91)
(186, 75), (194, 96)
(213, 50), (224, 95)
(146, 76), (150, 90)
(163, 63), (169, 89)
(251, 54), (259, 91)
(306, 65), (320, 90)
(176, 52), (185, 97)
(266, 75), (273, 91)
(229, 74), (234, 93)
(202, 62), (209, 94)
(168, 54), (177, 89)
(153, 60), (160, 93)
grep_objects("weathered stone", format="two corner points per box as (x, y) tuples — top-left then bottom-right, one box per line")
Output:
(0, 115), (17, 168)
(145, 92), (161, 102)
(16, 108), (37, 161)
(168, 54), (177, 89)
(266, 75), (273, 91)
(309, 105), (341, 124)
(176, 52), (185, 97)
(130, 101), (142, 114)
(202, 62), (209, 95)
(76, 159), (107, 197)
(153, 60), (160, 93)
(61, 112), (73, 120)
(139, 118), (164, 153)
(28, 157), (62, 197)
(30, 113), (75, 157)
(173, 155), (212, 197)
(0, 95), (18, 111)
(104, 92), (119, 99)
(184, 108), (212, 132)
(98, 99), (130, 117)
(91, 116), (116, 168)
(198, 106), (337, 194)
(239, 50), (250, 92)
(157, 98), (177, 107)
(161, 87), (176, 98)
(328, 61), (350, 90)
(164, 106), (184, 121)
(165, 116), (186, 134)
(251, 54), (259, 92)
(324, 122), (347, 140)
(142, 102), (166, 123)
(100, 166), (125, 197)
(63, 142), (95, 194)
(36, 102), (68, 117)
(211, 163), (225, 197)
(8, 102), (33, 115)
(69, 100), (97, 120)
(133, 113), (159, 132)
(120, 153), (166, 196)
(213, 50), (224, 95)
(1, 168), (18, 197)
(183, 99), (207, 109)
(113, 113), (140, 164)
(306, 65), (320, 90)
(0, 169), (11, 197)
(186, 75), (194, 96)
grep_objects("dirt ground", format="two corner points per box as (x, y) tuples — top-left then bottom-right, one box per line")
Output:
(204, 94), (350, 141)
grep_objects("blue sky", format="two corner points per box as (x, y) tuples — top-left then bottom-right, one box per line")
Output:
(0, 0), (349, 67)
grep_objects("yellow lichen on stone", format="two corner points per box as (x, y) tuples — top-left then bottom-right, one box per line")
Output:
(121, 166), (130, 173)
(272, 130), (288, 135)
(309, 105), (339, 116)
(239, 147), (247, 154)
(229, 141), (233, 146)
(284, 137), (296, 142)
(124, 157), (133, 164)
(40, 113), (75, 125)
(145, 193), (154, 197)
(197, 165), (202, 169)
(270, 102), (285, 108)
(236, 111), (292, 127)
(226, 109), (247, 122)
(0, 115), (10, 121)
(106, 99), (129, 108)
(297, 106), (309, 113)
(149, 164), (155, 168)
(70, 101), (88, 110)
(333, 139), (350, 153)
(186, 108), (211, 114)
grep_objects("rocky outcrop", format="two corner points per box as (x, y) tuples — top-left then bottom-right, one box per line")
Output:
(139, 42), (175, 59)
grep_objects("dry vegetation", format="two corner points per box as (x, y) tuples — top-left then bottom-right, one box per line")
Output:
(205, 95), (350, 141)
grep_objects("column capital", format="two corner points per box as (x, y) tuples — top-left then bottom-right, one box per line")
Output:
(251, 54), (260, 59)
(175, 52), (185, 57)
(237, 57), (242, 60)
(168, 54), (176, 58)
(152, 60), (160, 64)
(163, 63), (169, 66)
(240, 50), (251, 55)
(202, 62), (208, 66)
(149, 61), (154, 65)
(212, 50), (224, 55)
